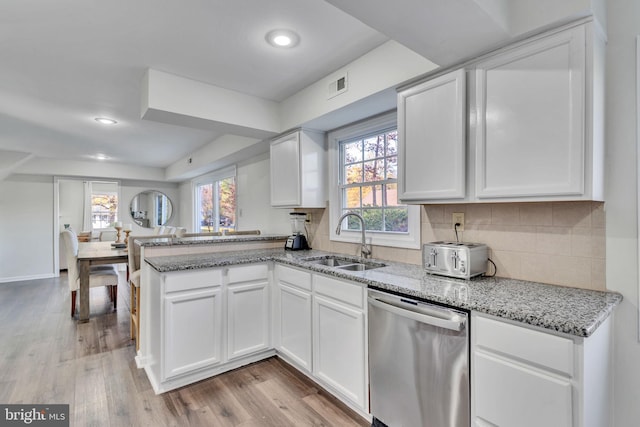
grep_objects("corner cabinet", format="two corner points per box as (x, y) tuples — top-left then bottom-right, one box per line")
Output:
(270, 129), (327, 208)
(472, 313), (613, 427)
(397, 18), (604, 203)
(143, 264), (274, 394)
(398, 68), (467, 202)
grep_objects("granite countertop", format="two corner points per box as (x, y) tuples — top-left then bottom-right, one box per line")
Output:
(136, 234), (289, 247)
(145, 248), (623, 338)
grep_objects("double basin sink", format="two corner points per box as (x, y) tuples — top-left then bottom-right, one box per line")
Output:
(301, 255), (386, 271)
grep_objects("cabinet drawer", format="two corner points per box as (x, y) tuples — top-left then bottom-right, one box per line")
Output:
(276, 265), (312, 291)
(164, 269), (223, 293)
(474, 352), (573, 427)
(474, 315), (574, 376)
(228, 263), (268, 284)
(314, 274), (363, 309)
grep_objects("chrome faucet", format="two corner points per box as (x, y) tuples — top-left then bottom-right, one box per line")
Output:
(335, 212), (372, 258)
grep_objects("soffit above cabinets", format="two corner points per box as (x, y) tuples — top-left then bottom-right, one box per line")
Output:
(325, 0), (595, 67)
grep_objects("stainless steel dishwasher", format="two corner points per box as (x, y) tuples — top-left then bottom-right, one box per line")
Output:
(368, 289), (469, 427)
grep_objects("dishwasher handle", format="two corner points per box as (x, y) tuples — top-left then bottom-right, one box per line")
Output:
(368, 296), (466, 332)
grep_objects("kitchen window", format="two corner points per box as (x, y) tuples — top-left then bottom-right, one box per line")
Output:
(194, 166), (237, 233)
(329, 112), (420, 249)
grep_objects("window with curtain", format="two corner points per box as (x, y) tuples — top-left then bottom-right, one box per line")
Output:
(85, 181), (119, 231)
(194, 166), (237, 233)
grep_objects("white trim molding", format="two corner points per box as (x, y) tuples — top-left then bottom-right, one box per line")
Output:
(328, 111), (421, 250)
(636, 35), (640, 342)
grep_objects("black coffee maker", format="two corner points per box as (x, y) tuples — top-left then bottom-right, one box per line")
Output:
(285, 212), (310, 250)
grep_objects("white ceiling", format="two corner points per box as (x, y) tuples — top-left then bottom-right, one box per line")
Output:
(0, 0), (595, 175)
(0, 0), (387, 169)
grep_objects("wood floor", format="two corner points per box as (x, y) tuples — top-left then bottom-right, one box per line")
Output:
(0, 273), (369, 427)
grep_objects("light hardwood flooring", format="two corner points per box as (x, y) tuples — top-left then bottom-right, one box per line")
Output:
(0, 273), (369, 427)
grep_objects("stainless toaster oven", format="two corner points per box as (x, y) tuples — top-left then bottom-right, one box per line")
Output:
(423, 241), (488, 279)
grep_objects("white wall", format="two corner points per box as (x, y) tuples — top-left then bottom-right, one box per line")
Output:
(604, 1), (640, 425)
(0, 153), (287, 282)
(0, 176), (183, 282)
(280, 40), (437, 131)
(0, 175), (54, 282)
(178, 152), (291, 235)
(236, 153), (290, 234)
(58, 179), (84, 233)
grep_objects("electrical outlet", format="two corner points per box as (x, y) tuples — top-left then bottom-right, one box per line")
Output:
(452, 213), (465, 231)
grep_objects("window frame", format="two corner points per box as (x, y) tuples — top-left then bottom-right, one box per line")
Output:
(88, 181), (120, 232)
(192, 165), (237, 233)
(328, 111), (421, 249)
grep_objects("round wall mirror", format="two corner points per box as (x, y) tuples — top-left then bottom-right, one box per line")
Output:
(129, 190), (173, 228)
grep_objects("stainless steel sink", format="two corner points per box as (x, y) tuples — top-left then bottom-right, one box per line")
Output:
(302, 256), (385, 271)
(336, 263), (370, 271)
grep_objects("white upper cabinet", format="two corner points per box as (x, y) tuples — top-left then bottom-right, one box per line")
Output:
(396, 19), (604, 203)
(270, 129), (326, 208)
(398, 68), (467, 202)
(474, 22), (603, 201)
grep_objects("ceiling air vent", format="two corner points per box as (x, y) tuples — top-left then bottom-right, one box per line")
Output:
(327, 73), (348, 99)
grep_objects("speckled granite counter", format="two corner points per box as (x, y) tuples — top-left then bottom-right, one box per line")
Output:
(136, 234), (289, 247)
(145, 248), (622, 338)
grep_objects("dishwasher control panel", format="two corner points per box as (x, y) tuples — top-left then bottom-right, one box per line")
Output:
(423, 241), (488, 279)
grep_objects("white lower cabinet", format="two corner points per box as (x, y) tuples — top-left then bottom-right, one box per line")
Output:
(312, 275), (367, 413)
(275, 265), (313, 371)
(472, 312), (613, 427)
(163, 287), (223, 380)
(162, 269), (224, 382)
(146, 260), (614, 425)
(474, 353), (573, 426)
(313, 295), (366, 408)
(274, 265), (368, 415)
(145, 264), (273, 394)
(227, 264), (270, 360)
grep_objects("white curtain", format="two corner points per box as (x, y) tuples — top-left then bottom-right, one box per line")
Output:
(82, 181), (92, 232)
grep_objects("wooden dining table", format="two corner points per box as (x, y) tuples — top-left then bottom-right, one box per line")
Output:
(77, 241), (128, 322)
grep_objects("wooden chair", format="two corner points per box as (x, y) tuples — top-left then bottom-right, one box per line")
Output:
(127, 234), (156, 350)
(61, 230), (118, 317)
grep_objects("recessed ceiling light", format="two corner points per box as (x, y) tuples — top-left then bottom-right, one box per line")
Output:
(95, 117), (117, 125)
(265, 29), (300, 48)
(95, 153), (110, 160)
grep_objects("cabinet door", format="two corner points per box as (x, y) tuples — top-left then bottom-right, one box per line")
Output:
(475, 25), (586, 199)
(474, 352), (573, 427)
(278, 283), (312, 371)
(163, 287), (222, 380)
(227, 281), (270, 360)
(270, 132), (301, 207)
(398, 68), (466, 201)
(313, 295), (366, 410)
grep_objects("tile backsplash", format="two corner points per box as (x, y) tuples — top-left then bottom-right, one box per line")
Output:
(301, 201), (606, 291)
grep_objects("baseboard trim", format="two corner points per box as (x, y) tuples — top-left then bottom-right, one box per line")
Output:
(0, 273), (56, 283)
